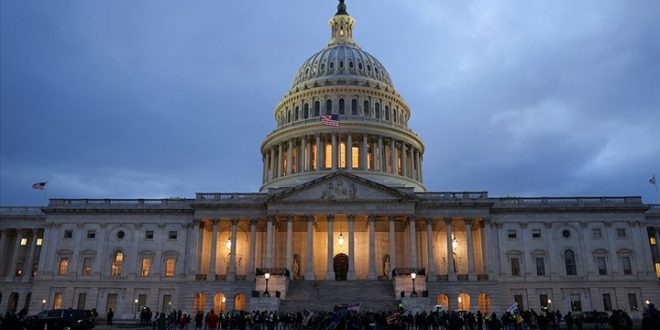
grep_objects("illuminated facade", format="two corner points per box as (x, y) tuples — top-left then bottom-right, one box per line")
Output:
(2, 0), (660, 319)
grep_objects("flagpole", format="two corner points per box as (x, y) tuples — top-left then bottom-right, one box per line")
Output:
(44, 181), (49, 205)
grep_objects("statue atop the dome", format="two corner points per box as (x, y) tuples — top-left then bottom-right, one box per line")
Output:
(336, 0), (348, 16)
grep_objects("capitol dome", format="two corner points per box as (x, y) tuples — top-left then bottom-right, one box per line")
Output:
(260, 0), (425, 192)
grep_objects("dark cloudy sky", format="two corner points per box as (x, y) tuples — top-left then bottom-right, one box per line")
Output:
(2, 0), (659, 206)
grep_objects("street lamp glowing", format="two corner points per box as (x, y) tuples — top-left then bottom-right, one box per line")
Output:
(646, 300), (651, 305)
(411, 272), (417, 279)
(410, 272), (418, 297)
(548, 299), (552, 304)
(338, 233), (345, 247)
(263, 272), (271, 297)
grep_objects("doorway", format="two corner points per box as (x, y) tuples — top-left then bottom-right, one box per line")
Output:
(334, 253), (348, 281)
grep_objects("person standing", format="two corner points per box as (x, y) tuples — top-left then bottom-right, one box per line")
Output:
(107, 308), (114, 326)
(206, 309), (219, 330)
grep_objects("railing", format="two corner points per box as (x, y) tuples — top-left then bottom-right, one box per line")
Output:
(196, 193), (267, 201)
(393, 268), (425, 276)
(255, 268), (289, 276)
(0, 207), (44, 216)
(457, 274), (469, 281)
(48, 199), (192, 208)
(436, 275), (449, 282)
(493, 197), (642, 207)
(195, 274), (207, 281)
(477, 274), (489, 281)
(417, 192), (489, 200)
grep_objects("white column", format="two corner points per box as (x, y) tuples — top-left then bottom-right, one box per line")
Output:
(401, 143), (408, 178)
(426, 218), (436, 280)
(480, 220), (489, 275)
(185, 221), (199, 279)
(346, 134), (353, 170)
(228, 218), (238, 281)
(361, 135), (368, 170)
(247, 219), (257, 280)
(286, 216), (293, 278)
(277, 144), (283, 177)
(196, 222), (205, 275)
(69, 224), (84, 276)
(409, 216), (418, 268)
(208, 220), (218, 281)
(347, 214), (356, 280)
(409, 146), (415, 179)
(466, 218), (476, 280)
(92, 223), (106, 277)
(326, 215), (335, 280)
(331, 134), (338, 169)
(9, 230), (24, 280)
(286, 140), (293, 176)
(266, 216), (274, 268)
(301, 137), (307, 173)
(445, 217), (456, 279)
(368, 215), (377, 280)
(22, 230), (38, 281)
(389, 216), (397, 276)
(269, 148), (275, 180)
(316, 135), (322, 170)
(390, 138), (397, 174)
(305, 215), (315, 280)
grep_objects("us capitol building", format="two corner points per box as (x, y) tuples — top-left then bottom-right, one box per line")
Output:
(2, 0), (659, 319)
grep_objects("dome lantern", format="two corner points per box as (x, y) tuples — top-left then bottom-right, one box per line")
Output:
(328, 0), (357, 47)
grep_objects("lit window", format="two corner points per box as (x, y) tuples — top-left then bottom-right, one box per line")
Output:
(351, 144), (359, 169)
(168, 231), (178, 240)
(112, 252), (124, 276)
(510, 258), (520, 276)
(650, 236), (657, 245)
(165, 258), (176, 277)
(324, 143), (332, 169)
(81, 257), (92, 276)
(36, 238), (43, 246)
(53, 293), (63, 309)
(20, 238), (28, 246)
(141, 257), (152, 276)
(532, 230), (541, 239)
(59, 258), (69, 275)
(339, 142), (346, 168)
(508, 230), (517, 239)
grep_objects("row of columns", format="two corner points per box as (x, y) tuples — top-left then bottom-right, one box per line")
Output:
(262, 133), (423, 183)
(200, 215), (484, 281)
(0, 229), (42, 281)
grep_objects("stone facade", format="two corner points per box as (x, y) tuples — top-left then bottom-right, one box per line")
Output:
(1, 0), (659, 320)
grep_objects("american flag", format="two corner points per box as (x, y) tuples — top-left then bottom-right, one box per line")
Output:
(32, 182), (47, 190)
(320, 114), (339, 127)
(650, 175), (656, 185)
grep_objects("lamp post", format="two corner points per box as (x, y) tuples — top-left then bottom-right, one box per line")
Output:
(547, 299), (552, 311)
(410, 272), (418, 297)
(42, 299), (46, 312)
(168, 301), (172, 312)
(134, 298), (138, 321)
(221, 296), (226, 312)
(263, 273), (271, 297)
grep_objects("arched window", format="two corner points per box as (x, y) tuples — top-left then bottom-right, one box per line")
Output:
(385, 106), (390, 121)
(338, 99), (345, 115)
(351, 99), (358, 115)
(234, 293), (247, 311)
(294, 106), (299, 121)
(214, 293), (226, 312)
(437, 293), (450, 310)
(363, 101), (370, 116)
(165, 257), (175, 277)
(112, 251), (124, 276)
(303, 103), (309, 119)
(375, 103), (381, 118)
(287, 110), (291, 123)
(326, 100), (333, 115)
(458, 293), (471, 311)
(564, 249), (577, 275)
(194, 293), (206, 313)
(393, 109), (397, 123)
(314, 101), (320, 117)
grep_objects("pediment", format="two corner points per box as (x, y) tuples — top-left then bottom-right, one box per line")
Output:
(268, 171), (416, 203)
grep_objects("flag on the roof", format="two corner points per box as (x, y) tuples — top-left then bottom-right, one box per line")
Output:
(32, 182), (47, 190)
(321, 114), (339, 127)
(650, 175), (656, 185)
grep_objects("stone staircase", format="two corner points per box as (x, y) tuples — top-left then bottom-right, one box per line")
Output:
(279, 280), (396, 312)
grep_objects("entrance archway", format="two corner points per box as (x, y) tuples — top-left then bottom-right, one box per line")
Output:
(333, 253), (348, 281)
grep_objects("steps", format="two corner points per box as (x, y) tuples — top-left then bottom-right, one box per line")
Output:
(278, 280), (396, 313)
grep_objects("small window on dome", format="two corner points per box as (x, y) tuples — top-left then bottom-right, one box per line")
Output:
(385, 106), (390, 121)
(339, 61), (344, 69)
(363, 101), (370, 116)
(321, 63), (325, 71)
(329, 62), (335, 70)
(295, 106), (299, 121)
(358, 63), (363, 70)
(304, 103), (309, 119)
(314, 101), (320, 117)
(375, 67), (379, 74)
(367, 65), (372, 71)
(349, 61), (354, 69)
(326, 99), (332, 115)
(339, 99), (345, 115)
(351, 99), (358, 115)
(305, 68), (309, 74)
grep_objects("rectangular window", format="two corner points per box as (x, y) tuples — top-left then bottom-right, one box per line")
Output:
(107, 294), (118, 312)
(145, 231), (154, 240)
(351, 145), (359, 169)
(617, 228), (626, 238)
(59, 257), (69, 275)
(53, 293), (63, 309)
(621, 256), (632, 275)
(650, 236), (657, 245)
(165, 258), (175, 277)
(602, 294), (612, 312)
(325, 143), (332, 169)
(81, 257), (92, 276)
(532, 229), (541, 239)
(36, 238), (43, 246)
(20, 238), (28, 246)
(628, 293), (638, 311)
(514, 295), (524, 311)
(86, 230), (96, 239)
(339, 142), (346, 168)
(596, 256), (607, 275)
(535, 257), (546, 276)
(539, 294), (549, 309)
(64, 230), (73, 239)
(168, 231), (178, 240)
(592, 228), (602, 239)
(508, 230), (517, 239)
(141, 257), (152, 276)
(138, 294), (147, 310)
(511, 258), (521, 276)
(162, 294), (172, 313)
(570, 294), (582, 312)
(77, 293), (87, 309)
